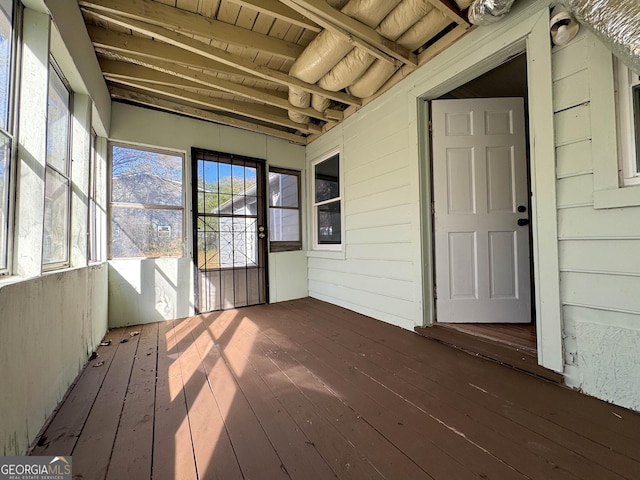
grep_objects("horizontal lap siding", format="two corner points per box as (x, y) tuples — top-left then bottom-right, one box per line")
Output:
(553, 31), (640, 410)
(307, 95), (423, 330)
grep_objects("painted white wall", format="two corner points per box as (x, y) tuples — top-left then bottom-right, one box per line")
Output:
(108, 103), (307, 327)
(0, 265), (108, 455)
(552, 30), (640, 411)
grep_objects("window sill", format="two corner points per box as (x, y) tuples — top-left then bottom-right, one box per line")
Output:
(0, 264), (107, 291)
(594, 184), (640, 208)
(307, 248), (346, 260)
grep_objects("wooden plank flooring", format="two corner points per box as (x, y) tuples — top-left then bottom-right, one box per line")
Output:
(414, 323), (563, 383)
(439, 323), (537, 352)
(32, 298), (640, 480)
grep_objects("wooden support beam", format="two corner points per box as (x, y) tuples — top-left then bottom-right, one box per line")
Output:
(79, 0), (304, 61)
(99, 57), (330, 122)
(226, 0), (321, 32)
(87, 25), (264, 84)
(107, 77), (321, 134)
(324, 109), (343, 121)
(84, 8), (361, 106)
(280, 0), (417, 66)
(309, 25), (470, 143)
(426, 0), (471, 27)
(109, 86), (307, 144)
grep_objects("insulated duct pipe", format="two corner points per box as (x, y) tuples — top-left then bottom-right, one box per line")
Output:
(468, 0), (517, 25)
(287, 0), (451, 123)
(565, 0), (640, 73)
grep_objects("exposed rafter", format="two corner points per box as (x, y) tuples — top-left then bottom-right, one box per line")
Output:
(79, 0), (304, 61)
(425, 0), (471, 27)
(81, 0), (471, 142)
(279, 0), (418, 66)
(99, 57), (331, 122)
(109, 86), (307, 145)
(87, 25), (266, 85)
(83, 7), (362, 107)
(226, 0), (321, 32)
(107, 77), (322, 134)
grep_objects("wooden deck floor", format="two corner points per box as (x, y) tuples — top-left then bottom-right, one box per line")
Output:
(32, 298), (640, 480)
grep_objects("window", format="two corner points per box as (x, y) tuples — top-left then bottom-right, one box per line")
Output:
(43, 62), (72, 268)
(268, 167), (301, 252)
(109, 143), (184, 258)
(0, 0), (16, 273)
(615, 59), (640, 186)
(313, 151), (341, 249)
(88, 130), (98, 262)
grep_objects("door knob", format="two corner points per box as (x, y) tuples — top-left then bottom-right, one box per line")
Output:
(517, 205), (527, 213)
(517, 218), (529, 226)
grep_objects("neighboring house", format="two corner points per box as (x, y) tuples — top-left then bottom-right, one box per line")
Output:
(110, 172), (183, 258)
(1, 0), (639, 457)
(213, 172), (298, 268)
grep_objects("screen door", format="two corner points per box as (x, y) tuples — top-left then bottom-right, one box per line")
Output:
(192, 149), (268, 312)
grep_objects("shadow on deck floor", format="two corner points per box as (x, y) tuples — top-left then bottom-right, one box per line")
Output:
(32, 297), (640, 480)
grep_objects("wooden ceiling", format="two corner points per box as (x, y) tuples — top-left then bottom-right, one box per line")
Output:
(80, 0), (471, 145)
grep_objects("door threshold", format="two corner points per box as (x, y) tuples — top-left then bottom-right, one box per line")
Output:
(415, 324), (563, 383)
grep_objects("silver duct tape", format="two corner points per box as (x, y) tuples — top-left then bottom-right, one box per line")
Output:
(469, 0), (517, 25)
(566, 0), (640, 73)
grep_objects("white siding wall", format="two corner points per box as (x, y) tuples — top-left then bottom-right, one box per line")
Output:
(552, 30), (640, 410)
(306, 96), (424, 330)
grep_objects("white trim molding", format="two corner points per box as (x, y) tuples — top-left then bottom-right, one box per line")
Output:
(406, 0), (564, 372)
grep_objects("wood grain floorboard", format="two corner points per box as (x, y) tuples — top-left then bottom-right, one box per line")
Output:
(30, 328), (126, 456)
(299, 299), (639, 442)
(106, 323), (158, 480)
(152, 319), (197, 480)
(192, 313), (336, 480)
(288, 298), (640, 478)
(214, 312), (387, 480)
(31, 299), (640, 480)
(273, 301), (627, 480)
(71, 326), (142, 480)
(263, 302), (568, 480)
(173, 316), (243, 480)
(188, 313), (290, 480)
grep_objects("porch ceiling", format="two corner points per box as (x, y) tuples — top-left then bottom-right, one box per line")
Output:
(79, 0), (472, 145)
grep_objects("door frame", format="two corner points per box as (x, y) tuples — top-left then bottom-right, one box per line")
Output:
(407, 2), (563, 372)
(191, 148), (269, 313)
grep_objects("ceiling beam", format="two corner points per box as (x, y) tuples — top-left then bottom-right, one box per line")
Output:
(79, 0), (304, 61)
(425, 0), (471, 27)
(84, 8), (361, 106)
(99, 57), (331, 122)
(279, 0), (417, 66)
(226, 0), (321, 32)
(109, 86), (307, 145)
(87, 25), (266, 84)
(107, 77), (322, 134)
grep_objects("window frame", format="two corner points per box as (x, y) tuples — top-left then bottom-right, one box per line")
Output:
(311, 149), (342, 251)
(0, 0), (21, 275)
(108, 141), (186, 260)
(42, 59), (73, 271)
(268, 166), (302, 253)
(88, 129), (98, 263)
(614, 58), (640, 186)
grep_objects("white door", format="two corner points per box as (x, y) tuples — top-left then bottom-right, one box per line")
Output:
(432, 98), (531, 323)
